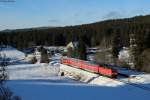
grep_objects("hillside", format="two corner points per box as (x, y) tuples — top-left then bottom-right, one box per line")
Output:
(0, 15), (150, 47)
(4, 47), (150, 100)
(0, 14), (150, 71)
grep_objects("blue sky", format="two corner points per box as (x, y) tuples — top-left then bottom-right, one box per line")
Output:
(0, 0), (150, 30)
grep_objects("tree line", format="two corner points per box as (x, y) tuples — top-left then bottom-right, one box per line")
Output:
(0, 15), (150, 72)
(0, 15), (150, 50)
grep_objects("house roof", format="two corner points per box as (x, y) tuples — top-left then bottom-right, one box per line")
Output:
(66, 41), (78, 49)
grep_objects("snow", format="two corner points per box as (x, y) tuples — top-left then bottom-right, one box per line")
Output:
(2, 47), (150, 100)
(113, 65), (150, 88)
(1, 46), (25, 60)
(90, 76), (124, 87)
(59, 64), (150, 100)
(5, 63), (150, 100)
(7, 64), (59, 80)
(59, 64), (99, 82)
(0, 46), (27, 64)
(6, 80), (150, 100)
(117, 69), (150, 89)
(60, 64), (124, 87)
(118, 47), (131, 63)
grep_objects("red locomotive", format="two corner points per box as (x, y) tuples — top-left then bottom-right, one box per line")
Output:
(61, 57), (118, 78)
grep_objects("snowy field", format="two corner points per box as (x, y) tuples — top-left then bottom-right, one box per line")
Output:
(60, 65), (150, 100)
(1, 47), (150, 100)
(6, 64), (150, 100)
(0, 46), (28, 64)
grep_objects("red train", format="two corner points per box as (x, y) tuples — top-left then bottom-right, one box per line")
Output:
(61, 57), (118, 78)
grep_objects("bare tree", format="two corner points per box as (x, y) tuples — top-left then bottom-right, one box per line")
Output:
(0, 50), (21, 100)
(0, 53), (8, 84)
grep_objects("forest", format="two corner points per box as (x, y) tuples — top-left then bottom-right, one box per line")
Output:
(0, 15), (150, 72)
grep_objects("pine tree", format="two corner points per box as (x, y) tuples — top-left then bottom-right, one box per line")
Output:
(112, 29), (122, 58)
(77, 38), (87, 60)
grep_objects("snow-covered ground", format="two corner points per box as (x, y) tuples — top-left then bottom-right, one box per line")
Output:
(7, 64), (59, 80)
(1, 47), (150, 100)
(59, 64), (150, 100)
(59, 64), (99, 82)
(1, 46), (25, 60)
(60, 64), (150, 88)
(6, 63), (87, 100)
(117, 69), (150, 89)
(0, 46), (28, 64)
(6, 79), (150, 100)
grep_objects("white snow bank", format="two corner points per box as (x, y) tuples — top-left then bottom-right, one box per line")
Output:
(5, 63), (150, 100)
(119, 49), (130, 60)
(90, 76), (124, 87)
(6, 78), (150, 100)
(59, 64), (98, 82)
(118, 71), (150, 89)
(60, 64), (124, 87)
(1, 46), (25, 60)
(7, 64), (60, 80)
(118, 48), (135, 68)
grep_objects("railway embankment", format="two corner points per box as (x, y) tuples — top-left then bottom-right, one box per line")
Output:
(59, 64), (125, 86)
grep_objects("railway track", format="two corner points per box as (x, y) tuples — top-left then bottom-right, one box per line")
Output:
(113, 70), (150, 92)
(87, 72), (150, 92)
(61, 63), (150, 92)
(114, 75), (150, 92)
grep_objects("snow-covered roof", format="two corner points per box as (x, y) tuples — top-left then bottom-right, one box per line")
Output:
(66, 41), (78, 49)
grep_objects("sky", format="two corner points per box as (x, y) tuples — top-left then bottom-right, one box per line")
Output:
(0, 0), (150, 30)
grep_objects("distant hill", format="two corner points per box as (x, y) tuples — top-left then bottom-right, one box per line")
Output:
(1, 15), (150, 33)
(0, 14), (150, 46)
(0, 26), (56, 33)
